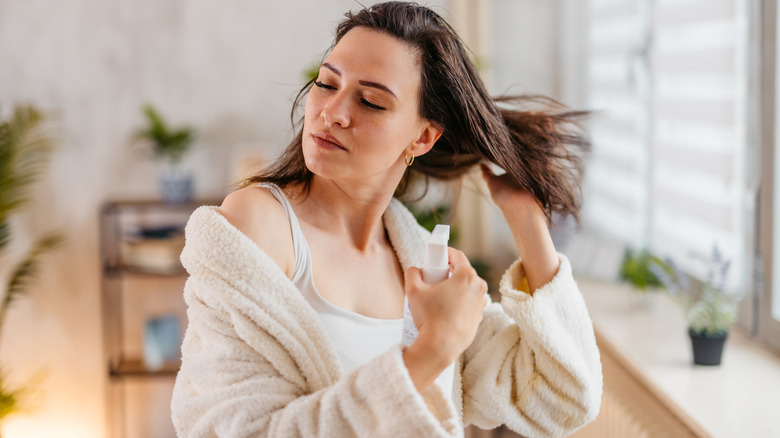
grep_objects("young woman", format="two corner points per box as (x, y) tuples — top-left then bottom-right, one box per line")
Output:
(171, 2), (602, 437)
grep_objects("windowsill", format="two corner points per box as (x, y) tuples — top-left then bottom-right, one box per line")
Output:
(577, 276), (780, 438)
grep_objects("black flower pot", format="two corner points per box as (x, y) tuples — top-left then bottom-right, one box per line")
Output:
(689, 329), (728, 366)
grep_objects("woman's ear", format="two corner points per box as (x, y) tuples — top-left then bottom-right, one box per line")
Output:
(410, 121), (443, 157)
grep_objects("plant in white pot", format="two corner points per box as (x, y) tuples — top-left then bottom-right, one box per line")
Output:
(650, 245), (741, 366)
(135, 104), (195, 204)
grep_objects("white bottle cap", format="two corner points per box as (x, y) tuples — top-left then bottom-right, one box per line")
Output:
(422, 225), (450, 284)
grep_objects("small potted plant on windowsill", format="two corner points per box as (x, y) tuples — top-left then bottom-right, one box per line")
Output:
(134, 104), (195, 204)
(619, 248), (667, 308)
(650, 245), (741, 366)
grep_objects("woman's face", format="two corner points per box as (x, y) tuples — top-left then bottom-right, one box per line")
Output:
(302, 27), (439, 188)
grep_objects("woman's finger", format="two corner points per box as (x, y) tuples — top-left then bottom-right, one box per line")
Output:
(404, 266), (424, 290)
(446, 248), (471, 275)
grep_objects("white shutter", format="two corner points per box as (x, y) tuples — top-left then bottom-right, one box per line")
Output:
(649, 0), (751, 292)
(584, 0), (651, 249)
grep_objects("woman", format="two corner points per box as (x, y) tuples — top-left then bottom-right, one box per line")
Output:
(171, 2), (602, 437)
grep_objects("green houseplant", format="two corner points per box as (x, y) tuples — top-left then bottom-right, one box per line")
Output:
(650, 245), (740, 365)
(0, 105), (63, 430)
(134, 104), (195, 203)
(619, 248), (667, 291)
(619, 248), (667, 302)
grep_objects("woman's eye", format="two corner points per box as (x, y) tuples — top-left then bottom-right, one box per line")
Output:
(314, 80), (385, 111)
(314, 80), (336, 90)
(361, 99), (386, 111)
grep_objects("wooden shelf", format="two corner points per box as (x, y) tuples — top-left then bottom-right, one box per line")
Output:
(104, 264), (187, 278)
(100, 198), (206, 437)
(109, 359), (181, 379)
(101, 198), (221, 213)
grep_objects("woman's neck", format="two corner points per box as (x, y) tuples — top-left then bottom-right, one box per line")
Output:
(290, 176), (399, 252)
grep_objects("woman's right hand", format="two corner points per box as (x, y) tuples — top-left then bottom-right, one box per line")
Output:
(402, 248), (488, 392)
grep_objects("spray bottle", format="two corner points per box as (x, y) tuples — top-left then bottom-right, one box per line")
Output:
(402, 224), (450, 346)
(401, 224), (455, 399)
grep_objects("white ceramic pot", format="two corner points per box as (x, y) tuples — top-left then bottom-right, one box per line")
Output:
(159, 162), (193, 204)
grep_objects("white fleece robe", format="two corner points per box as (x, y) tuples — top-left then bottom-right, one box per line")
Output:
(171, 198), (602, 438)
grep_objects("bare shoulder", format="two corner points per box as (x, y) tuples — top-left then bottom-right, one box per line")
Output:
(217, 185), (295, 278)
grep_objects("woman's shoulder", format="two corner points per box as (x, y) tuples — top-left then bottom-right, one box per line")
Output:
(217, 185), (295, 278)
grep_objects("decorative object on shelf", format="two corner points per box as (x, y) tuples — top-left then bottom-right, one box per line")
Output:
(650, 244), (740, 366)
(120, 225), (185, 274)
(143, 314), (182, 372)
(0, 105), (64, 428)
(134, 104), (196, 204)
(619, 248), (668, 307)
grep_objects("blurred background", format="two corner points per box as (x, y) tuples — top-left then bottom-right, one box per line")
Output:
(1, 0), (779, 437)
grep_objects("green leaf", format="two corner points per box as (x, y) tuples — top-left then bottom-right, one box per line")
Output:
(0, 378), (20, 421)
(619, 248), (668, 291)
(0, 221), (9, 252)
(0, 106), (54, 224)
(0, 368), (46, 421)
(3, 233), (64, 320)
(136, 104), (194, 163)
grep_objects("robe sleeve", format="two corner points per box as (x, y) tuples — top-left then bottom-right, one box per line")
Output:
(460, 254), (603, 438)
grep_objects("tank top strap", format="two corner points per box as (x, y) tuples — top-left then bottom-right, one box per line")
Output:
(256, 182), (311, 284)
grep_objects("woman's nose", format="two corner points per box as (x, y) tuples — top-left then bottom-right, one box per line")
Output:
(320, 93), (350, 128)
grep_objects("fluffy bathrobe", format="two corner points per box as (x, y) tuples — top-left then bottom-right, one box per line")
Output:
(171, 198), (602, 438)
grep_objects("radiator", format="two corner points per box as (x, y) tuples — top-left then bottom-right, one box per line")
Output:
(465, 332), (707, 438)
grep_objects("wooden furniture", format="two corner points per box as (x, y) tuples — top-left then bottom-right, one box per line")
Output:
(100, 199), (219, 438)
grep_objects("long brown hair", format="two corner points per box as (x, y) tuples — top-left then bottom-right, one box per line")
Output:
(242, 1), (589, 222)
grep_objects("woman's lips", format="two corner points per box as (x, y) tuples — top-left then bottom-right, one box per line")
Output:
(311, 132), (346, 151)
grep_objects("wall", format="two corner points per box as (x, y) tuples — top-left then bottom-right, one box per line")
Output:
(0, 1), (436, 436)
(0, 0), (558, 436)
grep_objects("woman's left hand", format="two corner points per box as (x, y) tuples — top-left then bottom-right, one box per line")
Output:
(480, 163), (541, 214)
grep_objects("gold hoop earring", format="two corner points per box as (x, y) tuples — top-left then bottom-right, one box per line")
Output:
(404, 154), (415, 166)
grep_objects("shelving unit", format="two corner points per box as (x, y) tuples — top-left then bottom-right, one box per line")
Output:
(99, 199), (220, 438)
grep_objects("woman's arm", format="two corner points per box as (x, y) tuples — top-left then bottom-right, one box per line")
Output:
(480, 164), (559, 292)
(449, 165), (602, 438)
(460, 258), (602, 437)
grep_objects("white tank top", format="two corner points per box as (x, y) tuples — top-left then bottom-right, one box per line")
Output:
(259, 183), (456, 400)
(259, 183), (404, 375)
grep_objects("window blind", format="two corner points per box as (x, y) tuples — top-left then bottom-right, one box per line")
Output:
(584, 0), (651, 249)
(649, 0), (751, 292)
(583, 0), (752, 292)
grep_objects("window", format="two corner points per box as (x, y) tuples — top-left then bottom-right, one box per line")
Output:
(582, 0), (757, 301)
(757, 0), (780, 351)
(583, 0), (650, 251)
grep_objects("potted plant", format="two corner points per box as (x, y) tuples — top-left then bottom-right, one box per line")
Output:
(0, 105), (63, 431)
(134, 104), (195, 204)
(650, 245), (741, 366)
(619, 248), (667, 307)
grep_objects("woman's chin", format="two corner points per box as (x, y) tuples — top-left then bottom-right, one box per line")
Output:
(303, 155), (341, 181)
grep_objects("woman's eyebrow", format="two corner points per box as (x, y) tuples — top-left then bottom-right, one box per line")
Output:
(321, 62), (398, 99)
